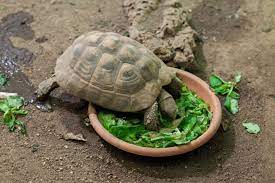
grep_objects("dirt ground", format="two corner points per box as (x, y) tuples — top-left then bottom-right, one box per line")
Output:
(0, 0), (274, 182)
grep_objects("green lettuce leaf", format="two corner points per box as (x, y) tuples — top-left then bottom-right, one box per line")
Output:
(209, 74), (225, 87)
(224, 95), (239, 114)
(98, 84), (212, 148)
(0, 73), (7, 86)
(0, 96), (27, 134)
(234, 73), (242, 83)
(209, 73), (241, 114)
(0, 100), (9, 112)
(7, 96), (24, 108)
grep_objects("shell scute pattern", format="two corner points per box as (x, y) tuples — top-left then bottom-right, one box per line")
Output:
(135, 56), (159, 81)
(114, 63), (146, 94)
(86, 32), (105, 46)
(73, 46), (101, 82)
(91, 53), (119, 91)
(56, 32), (164, 112)
(138, 47), (161, 68)
(117, 44), (141, 64)
(98, 35), (121, 53)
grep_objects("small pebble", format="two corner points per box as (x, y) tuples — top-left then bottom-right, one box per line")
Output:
(31, 144), (39, 152)
(262, 24), (272, 33)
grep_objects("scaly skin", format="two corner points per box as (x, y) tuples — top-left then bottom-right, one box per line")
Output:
(144, 101), (160, 131)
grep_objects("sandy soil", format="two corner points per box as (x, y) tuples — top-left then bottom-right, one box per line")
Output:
(0, 0), (274, 182)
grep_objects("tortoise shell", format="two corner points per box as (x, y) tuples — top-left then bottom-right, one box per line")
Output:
(55, 32), (171, 112)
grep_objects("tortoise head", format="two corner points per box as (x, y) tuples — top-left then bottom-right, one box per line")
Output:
(158, 62), (175, 86)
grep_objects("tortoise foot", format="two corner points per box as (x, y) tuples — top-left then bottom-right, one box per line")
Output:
(35, 99), (53, 112)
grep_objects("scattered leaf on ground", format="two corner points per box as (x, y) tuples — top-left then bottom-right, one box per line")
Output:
(0, 96), (28, 134)
(224, 96), (239, 114)
(209, 73), (241, 114)
(0, 73), (8, 87)
(234, 72), (242, 83)
(209, 74), (224, 87)
(6, 96), (24, 108)
(242, 121), (261, 134)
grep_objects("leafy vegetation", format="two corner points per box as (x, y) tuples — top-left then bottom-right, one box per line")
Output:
(99, 85), (212, 148)
(242, 120), (261, 134)
(0, 73), (8, 87)
(0, 96), (28, 134)
(209, 73), (241, 114)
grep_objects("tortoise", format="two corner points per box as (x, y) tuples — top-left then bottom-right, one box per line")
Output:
(36, 31), (185, 130)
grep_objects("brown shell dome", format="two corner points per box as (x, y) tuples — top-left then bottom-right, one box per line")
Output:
(55, 31), (170, 112)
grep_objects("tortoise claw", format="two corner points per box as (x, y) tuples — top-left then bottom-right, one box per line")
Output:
(35, 100), (53, 112)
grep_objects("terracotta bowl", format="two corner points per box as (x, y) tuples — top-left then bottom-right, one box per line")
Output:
(88, 69), (222, 157)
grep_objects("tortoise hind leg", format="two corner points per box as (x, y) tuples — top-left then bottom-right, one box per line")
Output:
(35, 75), (59, 111)
(144, 101), (160, 131)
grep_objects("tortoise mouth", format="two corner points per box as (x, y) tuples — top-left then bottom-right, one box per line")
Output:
(88, 69), (222, 157)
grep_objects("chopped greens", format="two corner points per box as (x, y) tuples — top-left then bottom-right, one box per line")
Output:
(0, 96), (28, 134)
(209, 73), (241, 114)
(242, 120), (261, 134)
(99, 85), (212, 148)
(0, 73), (8, 87)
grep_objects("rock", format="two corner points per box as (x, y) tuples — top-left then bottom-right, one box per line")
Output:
(123, 0), (198, 70)
(0, 92), (18, 99)
(63, 132), (87, 142)
(35, 36), (48, 43)
(174, 51), (188, 68)
(31, 144), (39, 152)
(261, 22), (272, 33)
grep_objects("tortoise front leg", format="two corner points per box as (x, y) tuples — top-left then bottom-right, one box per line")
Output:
(144, 89), (177, 131)
(144, 101), (160, 131)
(35, 75), (59, 101)
(34, 75), (59, 112)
